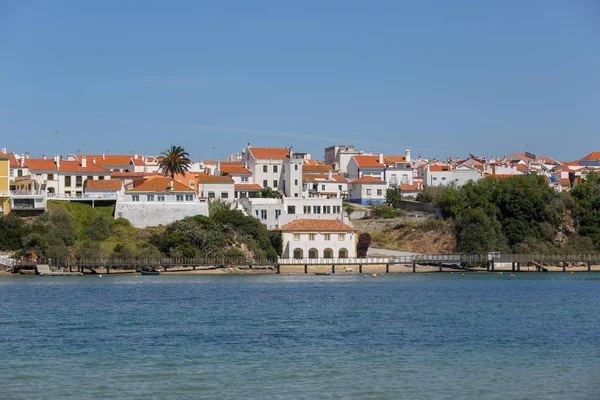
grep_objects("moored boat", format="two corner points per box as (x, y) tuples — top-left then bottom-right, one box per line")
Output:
(140, 270), (161, 275)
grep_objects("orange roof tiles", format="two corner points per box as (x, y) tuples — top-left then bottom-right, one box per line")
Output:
(302, 173), (347, 183)
(429, 165), (452, 172)
(195, 173), (234, 183)
(128, 177), (194, 193)
(23, 158), (58, 171)
(234, 183), (262, 191)
(219, 165), (251, 175)
(280, 219), (354, 232)
(249, 147), (290, 160)
(80, 154), (133, 166)
(7, 153), (20, 168)
(58, 160), (109, 173)
(399, 184), (422, 191)
(353, 155), (384, 168)
(581, 152), (600, 161)
(303, 164), (334, 172)
(383, 155), (406, 165)
(86, 179), (122, 191)
(349, 176), (386, 184)
(111, 171), (162, 178)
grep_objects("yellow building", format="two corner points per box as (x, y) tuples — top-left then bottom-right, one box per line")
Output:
(0, 155), (10, 215)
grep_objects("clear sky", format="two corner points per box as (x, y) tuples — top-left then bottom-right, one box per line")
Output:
(1, 0), (599, 162)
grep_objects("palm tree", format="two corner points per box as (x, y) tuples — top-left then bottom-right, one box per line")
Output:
(158, 145), (192, 181)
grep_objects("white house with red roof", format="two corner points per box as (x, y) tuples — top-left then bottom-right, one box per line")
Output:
(242, 145), (304, 198)
(115, 177), (208, 228)
(195, 173), (235, 202)
(218, 163), (253, 185)
(279, 219), (356, 260)
(302, 170), (348, 198)
(348, 176), (388, 205)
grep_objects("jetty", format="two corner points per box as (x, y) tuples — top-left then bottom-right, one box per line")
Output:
(35, 264), (83, 276)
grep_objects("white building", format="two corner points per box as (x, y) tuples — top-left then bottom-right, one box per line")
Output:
(348, 176), (388, 205)
(242, 146), (304, 198)
(421, 164), (481, 187)
(302, 170), (347, 198)
(324, 145), (362, 175)
(195, 173), (235, 202)
(115, 177), (208, 228)
(218, 164), (253, 184)
(280, 219), (356, 259)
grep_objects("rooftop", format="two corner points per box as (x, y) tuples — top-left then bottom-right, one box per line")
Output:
(280, 219), (354, 232)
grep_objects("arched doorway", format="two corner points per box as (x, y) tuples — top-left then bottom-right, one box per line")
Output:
(293, 248), (303, 259)
(338, 248), (348, 258)
(308, 248), (318, 259)
(324, 248), (333, 259)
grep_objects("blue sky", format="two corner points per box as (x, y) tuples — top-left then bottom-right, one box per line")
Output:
(1, 0), (599, 161)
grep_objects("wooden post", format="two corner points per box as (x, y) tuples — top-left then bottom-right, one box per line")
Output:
(331, 264), (335, 274)
(512, 262), (515, 272)
(562, 260), (566, 272)
(276, 264), (281, 274)
(491, 260), (495, 272)
(386, 263), (390, 274)
(487, 262), (490, 272)
(304, 264), (308, 274)
(359, 264), (363, 274)
(588, 261), (591, 272)
(412, 262), (416, 273)
(439, 263), (442, 272)
(106, 266), (110, 274)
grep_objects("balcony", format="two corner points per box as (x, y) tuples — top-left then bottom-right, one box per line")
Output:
(10, 190), (45, 197)
(48, 193), (118, 201)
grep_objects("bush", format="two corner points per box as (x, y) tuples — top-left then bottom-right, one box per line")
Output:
(0, 214), (25, 251)
(357, 233), (372, 258)
(85, 214), (112, 241)
(371, 205), (401, 219)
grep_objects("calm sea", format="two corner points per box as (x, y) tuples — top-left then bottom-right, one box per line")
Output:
(1, 273), (599, 399)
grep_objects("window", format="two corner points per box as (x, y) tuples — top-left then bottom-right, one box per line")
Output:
(221, 192), (229, 199)
(294, 179), (298, 185)
(333, 206), (341, 214)
(263, 180), (268, 188)
(99, 176), (105, 180)
(17, 170), (23, 177)
(287, 205), (295, 214)
(339, 248), (348, 258)
(176, 195), (183, 202)
(294, 164), (298, 171)
(147, 195), (154, 201)
(313, 206), (321, 214)
(65, 191), (71, 196)
(76, 176), (83, 187)
(65, 176), (71, 186)
(132, 195), (139, 202)
(338, 234), (346, 241)
(303, 206), (311, 214)
(433, 177), (438, 180)
(241, 176), (249, 182)
(294, 193), (298, 197)
(312, 184), (318, 191)
(442, 177), (447, 181)
(324, 248), (333, 258)
(157, 195), (165, 201)
(208, 192), (215, 198)
(308, 248), (318, 259)
(377, 189), (382, 196)
(273, 180), (277, 188)
(76, 191), (82, 197)
(321, 184), (326, 190)
(293, 248), (303, 259)
(366, 188), (372, 195)
(273, 165), (278, 173)
(338, 185), (342, 190)
(293, 234), (300, 241)
(323, 206), (331, 214)
(263, 165), (268, 173)
(275, 209), (281, 219)
(190, 181), (195, 188)
(324, 234), (331, 241)
(185, 195), (193, 201)
(47, 174), (54, 181)
(309, 234), (316, 241)
(260, 210), (267, 220)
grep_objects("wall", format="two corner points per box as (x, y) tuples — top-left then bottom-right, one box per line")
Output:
(282, 231), (356, 258)
(114, 202), (209, 228)
(198, 182), (235, 202)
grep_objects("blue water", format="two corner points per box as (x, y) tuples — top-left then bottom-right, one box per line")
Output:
(1, 273), (599, 399)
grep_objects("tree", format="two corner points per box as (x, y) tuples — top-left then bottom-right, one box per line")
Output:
(0, 214), (25, 251)
(357, 233), (372, 258)
(158, 145), (192, 181)
(260, 187), (283, 199)
(85, 214), (112, 241)
(436, 188), (467, 219)
(385, 186), (402, 207)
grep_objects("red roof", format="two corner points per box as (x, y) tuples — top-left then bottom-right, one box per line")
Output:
(249, 147), (290, 160)
(7, 153), (20, 168)
(128, 177), (194, 193)
(58, 160), (109, 173)
(303, 164), (334, 172)
(383, 155), (406, 165)
(280, 219), (354, 232)
(234, 183), (262, 191)
(349, 176), (386, 184)
(111, 171), (162, 178)
(23, 158), (58, 171)
(219, 165), (251, 175)
(353, 155), (384, 168)
(429, 165), (452, 172)
(86, 179), (122, 191)
(195, 172), (234, 183)
(81, 154), (133, 166)
(302, 173), (347, 183)
(399, 184), (422, 191)
(581, 152), (600, 161)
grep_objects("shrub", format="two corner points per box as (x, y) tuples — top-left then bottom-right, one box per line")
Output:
(357, 233), (372, 258)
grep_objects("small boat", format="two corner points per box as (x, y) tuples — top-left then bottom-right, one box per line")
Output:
(140, 270), (161, 275)
(315, 272), (331, 276)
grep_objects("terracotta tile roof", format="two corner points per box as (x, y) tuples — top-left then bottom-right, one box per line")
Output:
(234, 183), (262, 191)
(537, 156), (560, 165)
(280, 219), (354, 232)
(353, 155), (384, 168)
(128, 177), (194, 193)
(111, 171), (162, 178)
(581, 151), (600, 161)
(249, 147), (290, 160)
(81, 155), (133, 166)
(512, 152), (534, 161)
(383, 155), (406, 165)
(195, 172), (234, 183)
(302, 173), (347, 183)
(23, 158), (58, 171)
(131, 158), (145, 166)
(7, 153), (20, 168)
(399, 184), (422, 191)
(59, 160), (110, 173)
(303, 164), (334, 172)
(219, 165), (251, 175)
(86, 179), (122, 191)
(349, 176), (387, 184)
(516, 164), (529, 171)
(429, 165), (452, 172)
(303, 159), (325, 166)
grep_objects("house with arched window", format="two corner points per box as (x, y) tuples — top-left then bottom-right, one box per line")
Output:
(280, 219), (356, 260)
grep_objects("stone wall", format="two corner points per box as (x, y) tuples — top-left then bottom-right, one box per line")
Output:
(115, 201), (209, 228)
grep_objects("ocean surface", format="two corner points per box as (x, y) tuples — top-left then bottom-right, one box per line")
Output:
(1, 273), (599, 400)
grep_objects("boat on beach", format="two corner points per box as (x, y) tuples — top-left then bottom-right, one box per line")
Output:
(140, 270), (161, 275)
(315, 272), (331, 276)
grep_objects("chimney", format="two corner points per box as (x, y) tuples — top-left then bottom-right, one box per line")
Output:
(405, 149), (411, 162)
(102, 154), (106, 160)
(328, 169), (333, 180)
(54, 154), (60, 169)
(93, 158), (96, 164)
(42, 154), (46, 160)
(217, 160), (221, 174)
(134, 154), (138, 160)
(491, 164), (496, 176)
(1, 147), (5, 154)
(81, 156), (87, 168)
(20, 155), (24, 168)
(378, 153), (384, 164)
(289, 146), (294, 159)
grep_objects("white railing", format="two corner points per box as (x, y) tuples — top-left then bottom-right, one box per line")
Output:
(48, 193), (118, 200)
(10, 190), (45, 196)
(278, 256), (415, 265)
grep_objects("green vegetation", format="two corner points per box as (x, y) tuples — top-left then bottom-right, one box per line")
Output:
(357, 233), (372, 258)
(259, 187), (283, 199)
(158, 145), (192, 179)
(385, 186), (402, 207)
(0, 200), (278, 262)
(419, 173), (600, 254)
